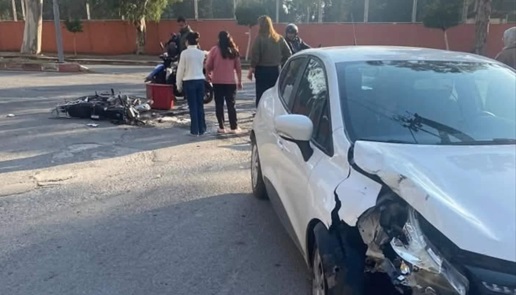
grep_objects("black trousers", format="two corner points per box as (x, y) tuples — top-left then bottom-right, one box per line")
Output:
(213, 83), (238, 130)
(255, 66), (280, 107)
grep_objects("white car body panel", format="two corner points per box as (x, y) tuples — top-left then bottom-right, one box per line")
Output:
(303, 46), (499, 65)
(253, 71), (351, 260)
(353, 140), (516, 262)
(252, 46), (516, 269)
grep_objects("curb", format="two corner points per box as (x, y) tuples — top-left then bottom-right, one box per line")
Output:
(68, 59), (158, 66)
(0, 62), (91, 73)
(65, 58), (251, 68)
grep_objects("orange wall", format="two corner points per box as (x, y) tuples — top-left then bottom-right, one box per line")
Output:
(0, 20), (513, 58)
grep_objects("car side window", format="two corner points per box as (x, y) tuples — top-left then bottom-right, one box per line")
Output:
(278, 57), (306, 108)
(291, 58), (333, 155)
(313, 101), (333, 154)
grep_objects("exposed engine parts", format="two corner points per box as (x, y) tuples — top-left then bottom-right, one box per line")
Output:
(354, 194), (469, 295)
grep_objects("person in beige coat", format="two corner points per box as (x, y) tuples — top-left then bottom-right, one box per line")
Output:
(495, 27), (516, 69)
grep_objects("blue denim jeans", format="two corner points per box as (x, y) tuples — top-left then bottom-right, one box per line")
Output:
(184, 79), (206, 135)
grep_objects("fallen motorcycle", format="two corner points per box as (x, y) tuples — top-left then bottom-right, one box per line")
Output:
(51, 89), (154, 126)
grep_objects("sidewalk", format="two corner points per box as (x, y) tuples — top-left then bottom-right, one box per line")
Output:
(0, 52), (251, 68)
(0, 56), (90, 73)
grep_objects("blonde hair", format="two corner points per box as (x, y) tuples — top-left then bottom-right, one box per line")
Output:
(258, 15), (281, 42)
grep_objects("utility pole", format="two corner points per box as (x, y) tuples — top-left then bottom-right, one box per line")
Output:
(52, 0), (65, 63)
(317, 0), (323, 23)
(11, 0), (17, 21)
(233, 0), (237, 19)
(275, 0), (279, 23)
(86, 1), (91, 20)
(411, 0), (418, 22)
(364, 0), (369, 22)
(194, 0), (198, 20)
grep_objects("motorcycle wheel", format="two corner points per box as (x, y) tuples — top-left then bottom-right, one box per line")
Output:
(203, 82), (214, 104)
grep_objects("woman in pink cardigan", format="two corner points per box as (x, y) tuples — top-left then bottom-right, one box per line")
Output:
(205, 31), (243, 134)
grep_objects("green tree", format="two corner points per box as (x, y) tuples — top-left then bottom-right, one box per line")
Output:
(235, 1), (267, 60)
(473, 0), (492, 55)
(286, 0), (316, 22)
(0, 0), (13, 20)
(422, 0), (461, 50)
(116, 0), (179, 54)
(64, 18), (83, 55)
(323, 0), (364, 22)
(368, 0), (413, 22)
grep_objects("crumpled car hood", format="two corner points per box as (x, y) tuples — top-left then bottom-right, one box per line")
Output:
(353, 140), (516, 262)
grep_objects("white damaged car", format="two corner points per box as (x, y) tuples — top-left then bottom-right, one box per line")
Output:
(250, 46), (516, 295)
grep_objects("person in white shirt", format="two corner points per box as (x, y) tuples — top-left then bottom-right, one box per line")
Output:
(176, 31), (207, 136)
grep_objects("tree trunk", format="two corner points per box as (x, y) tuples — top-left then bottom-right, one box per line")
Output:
(20, 0), (25, 20)
(135, 17), (146, 55)
(11, 0), (18, 21)
(462, 0), (469, 22)
(444, 30), (450, 50)
(245, 27), (251, 61)
(473, 0), (491, 55)
(317, 0), (323, 23)
(20, 0), (43, 55)
(73, 34), (77, 56)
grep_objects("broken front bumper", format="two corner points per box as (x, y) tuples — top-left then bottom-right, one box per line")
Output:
(387, 208), (469, 295)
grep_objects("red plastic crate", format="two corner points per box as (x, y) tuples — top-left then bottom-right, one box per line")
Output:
(146, 83), (175, 110)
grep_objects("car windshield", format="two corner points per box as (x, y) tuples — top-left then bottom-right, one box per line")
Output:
(337, 60), (516, 145)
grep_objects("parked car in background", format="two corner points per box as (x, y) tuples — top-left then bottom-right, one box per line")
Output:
(250, 46), (516, 295)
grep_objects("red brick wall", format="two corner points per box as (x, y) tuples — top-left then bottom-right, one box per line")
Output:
(0, 20), (513, 58)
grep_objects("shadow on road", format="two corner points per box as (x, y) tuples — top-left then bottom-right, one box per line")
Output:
(0, 192), (311, 295)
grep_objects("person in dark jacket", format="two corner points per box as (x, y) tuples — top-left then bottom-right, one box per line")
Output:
(495, 27), (516, 69)
(164, 33), (180, 60)
(177, 16), (194, 54)
(284, 23), (310, 54)
(248, 15), (292, 107)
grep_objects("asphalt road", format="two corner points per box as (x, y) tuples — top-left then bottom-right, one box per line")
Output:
(0, 66), (311, 295)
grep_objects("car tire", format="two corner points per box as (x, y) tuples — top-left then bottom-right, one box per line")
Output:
(312, 225), (364, 295)
(203, 81), (214, 104)
(251, 141), (268, 200)
(312, 245), (329, 295)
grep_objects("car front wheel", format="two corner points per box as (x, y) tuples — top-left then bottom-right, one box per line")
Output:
(312, 224), (365, 295)
(312, 246), (328, 295)
(251, 141), (268, 200)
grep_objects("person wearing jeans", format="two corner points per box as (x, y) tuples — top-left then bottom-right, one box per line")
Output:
(205, 31), (243, 134)
(176, 31), (207, 136)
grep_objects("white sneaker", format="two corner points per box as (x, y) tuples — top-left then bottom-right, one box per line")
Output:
(229, 128), (243, 134)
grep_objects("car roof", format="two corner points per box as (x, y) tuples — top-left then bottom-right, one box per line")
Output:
(299, 46), (496, 64)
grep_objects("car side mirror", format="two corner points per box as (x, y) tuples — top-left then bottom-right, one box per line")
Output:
(274, 114), (314, 161)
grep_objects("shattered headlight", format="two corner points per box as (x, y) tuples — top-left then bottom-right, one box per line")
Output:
(390, 208), (469, 295)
